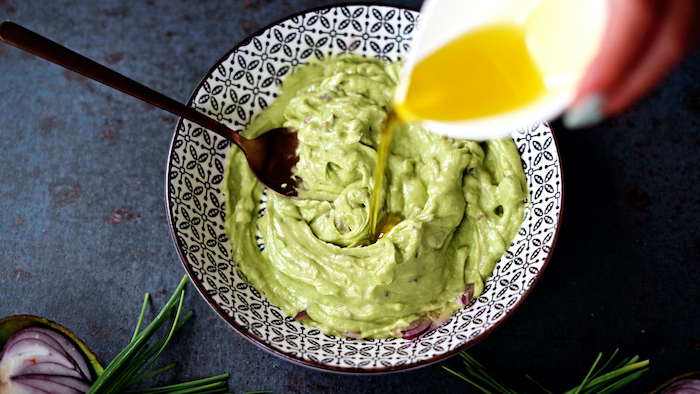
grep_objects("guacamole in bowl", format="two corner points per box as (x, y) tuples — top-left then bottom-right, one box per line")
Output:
(223, 55), (527, 339)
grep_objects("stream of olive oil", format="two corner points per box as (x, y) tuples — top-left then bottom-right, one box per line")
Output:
(367, 24), (547, 243)
(367, 110), (401, 243)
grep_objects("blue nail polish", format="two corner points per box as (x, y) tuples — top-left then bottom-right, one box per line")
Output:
(563, 93), (606, 129)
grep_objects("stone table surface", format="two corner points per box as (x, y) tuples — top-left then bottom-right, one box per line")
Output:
(1, 1), (699, 393)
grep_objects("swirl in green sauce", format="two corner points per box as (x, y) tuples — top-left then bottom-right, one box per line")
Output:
(223, 55), (527, 339)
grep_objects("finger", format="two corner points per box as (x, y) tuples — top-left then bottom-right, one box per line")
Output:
(575, 0), (660, 100)
(605, 0), (700, 114)
(564, 0), (661, 128)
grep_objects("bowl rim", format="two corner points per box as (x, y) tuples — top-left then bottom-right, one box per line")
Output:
(164, 2), (565, 375)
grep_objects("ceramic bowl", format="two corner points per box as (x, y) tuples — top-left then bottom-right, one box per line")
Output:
(166, 4), (563, 374)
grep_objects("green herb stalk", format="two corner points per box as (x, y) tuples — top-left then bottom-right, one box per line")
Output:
(445, 349), (649, 394)
(87, 275), (233, 394)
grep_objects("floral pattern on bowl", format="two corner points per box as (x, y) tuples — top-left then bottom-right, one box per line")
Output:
(166, 4), (562, 373)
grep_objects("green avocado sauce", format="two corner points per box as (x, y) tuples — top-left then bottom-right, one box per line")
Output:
(223, 55), (527, 339)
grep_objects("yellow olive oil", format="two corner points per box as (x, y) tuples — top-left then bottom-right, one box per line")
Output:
(395, 24), (547, 122)
(368, 111), (401, 243)
(374, 212), (402, 240)
(368, 24), (546, 243)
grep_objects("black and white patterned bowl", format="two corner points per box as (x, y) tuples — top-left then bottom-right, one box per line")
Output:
(166, 4), (563, 374)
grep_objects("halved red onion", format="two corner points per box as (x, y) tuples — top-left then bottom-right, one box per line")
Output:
(402, 319), (431, 340)
(662, 379), (700, 393)
(344, 332), (363, 339)
(0, 327), (94, 393)
(293, 310), (309, 321)
(2, 338), (78, 373)
(22, 327), (92, 381)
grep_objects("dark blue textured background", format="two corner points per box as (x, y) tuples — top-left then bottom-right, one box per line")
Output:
(1, 1), (698, 393)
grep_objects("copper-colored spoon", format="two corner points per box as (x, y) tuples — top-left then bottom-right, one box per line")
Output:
(0, 22), (299, 198)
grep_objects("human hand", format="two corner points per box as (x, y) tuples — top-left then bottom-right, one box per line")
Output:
(563, 0), (700, 128)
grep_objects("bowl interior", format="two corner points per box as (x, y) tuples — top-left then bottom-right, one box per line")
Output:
(166, 4), (562, 373)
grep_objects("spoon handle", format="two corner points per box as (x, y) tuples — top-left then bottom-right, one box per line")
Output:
(0, 22), (244, 146)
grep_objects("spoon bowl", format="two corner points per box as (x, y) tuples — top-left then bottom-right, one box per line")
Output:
(0, 22), (299, 198)
(245, 127), (299, 197)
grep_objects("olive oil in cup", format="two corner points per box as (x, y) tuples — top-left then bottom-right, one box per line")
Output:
(368, 22), (547, 241)
(393, 0), (609, 139)
(369, 0), (607, 239)
(395, 24), (547, 122)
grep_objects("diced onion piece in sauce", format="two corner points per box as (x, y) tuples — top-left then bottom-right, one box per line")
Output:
(402, 320), (431, 340)
(293, 310), (309, 321)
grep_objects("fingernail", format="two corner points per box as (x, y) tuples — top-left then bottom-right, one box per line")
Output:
(563, 93), (606, 129)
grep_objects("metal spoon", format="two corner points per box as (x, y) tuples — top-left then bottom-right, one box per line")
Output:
(0, 22), (299, 198)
